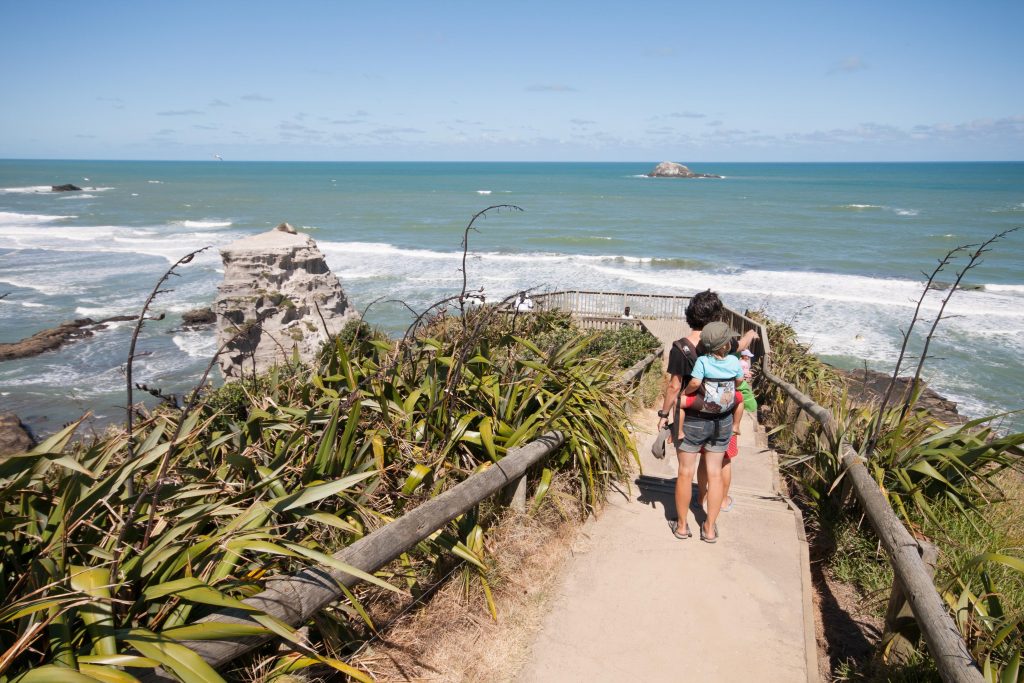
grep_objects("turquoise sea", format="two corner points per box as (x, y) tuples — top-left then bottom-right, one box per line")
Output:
(1, 160), (1022, 434)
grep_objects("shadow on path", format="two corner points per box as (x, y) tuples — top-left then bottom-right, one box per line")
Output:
(635, 474), (708, 528)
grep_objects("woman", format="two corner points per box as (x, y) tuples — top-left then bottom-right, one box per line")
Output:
(657, 290), (757, 542)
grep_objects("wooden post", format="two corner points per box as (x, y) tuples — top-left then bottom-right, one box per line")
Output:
(881, 540), (939, 665)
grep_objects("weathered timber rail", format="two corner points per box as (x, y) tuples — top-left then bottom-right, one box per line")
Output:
(672, 293), (980, 682)
(536, 289), (982, 682)
(141, 339), (662, 681)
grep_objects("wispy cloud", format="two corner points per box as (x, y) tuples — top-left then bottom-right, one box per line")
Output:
(193, 124), (219, 130)
(570, 118), (595, 126)
(668, 111), (706, 119)
(208, 99), (230, 107)
(329, 119), (364, 125)
(97, 96), (125, 109)
(827, 56), (868, 75)
(75, 134), (96, 139)
(526, 84), (578, 92)
(240, 93), (273, 102)
(370, 127), (424, 135)
(157, 109), (203, 116)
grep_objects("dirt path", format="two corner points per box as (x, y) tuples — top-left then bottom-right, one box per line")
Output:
(514, 408), (818, 682)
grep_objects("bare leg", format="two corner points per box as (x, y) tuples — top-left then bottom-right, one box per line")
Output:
(721, 458), (733, 510)
(696, 450), (708, 508)
(703, 450), (726, 540)
(674, 449), (699, 533)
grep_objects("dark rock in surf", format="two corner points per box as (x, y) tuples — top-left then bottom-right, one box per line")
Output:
(647, 161), (722, 179)
(181, 307), (216, 326)
(832, 366), (963, 426)
(0, 413), (36, 454)
(51, 184), (83, 192)
(0, 315), (145, 362)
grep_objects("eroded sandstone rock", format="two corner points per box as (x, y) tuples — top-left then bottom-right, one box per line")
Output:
(214, 228), (359, 380)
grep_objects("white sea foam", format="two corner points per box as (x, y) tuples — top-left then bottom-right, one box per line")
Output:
(0, 185), (53, 194)
(75, 305), (132, 318)
(147, 180), (163, 184)
(894, 208), (919, 216)
(58, 194), (97, 199)
(174, 219), (233, 229)
(983, 284), (1024, 294)
(839, 204), (881, 210)
(476, 190), (492, 195)
(172, 330), (218, 359)
(0, 211), (75, 225)
(0, 277), (68, 296)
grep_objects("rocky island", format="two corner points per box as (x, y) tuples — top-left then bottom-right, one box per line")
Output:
(647, 161), (722, 179)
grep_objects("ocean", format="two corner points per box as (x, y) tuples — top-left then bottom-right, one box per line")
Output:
(1, 160), (1022, 435)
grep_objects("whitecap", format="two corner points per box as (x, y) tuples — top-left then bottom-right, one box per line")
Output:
(0, 211), (75, 225)
(59, 194), (97, 200)
(894, 208), (919, 216)
(172, 330), (218, 359)
(982, 284), (1024, 294)
(0, 185), (53, 194)
(0, 277), (67, 296)
(147, 180), (163, 184)
(174, 219), (233, 229)
(476, 190), (492, 195)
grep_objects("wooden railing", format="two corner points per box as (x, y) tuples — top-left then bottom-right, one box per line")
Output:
(532, 290), (691, 320)
(140, 346), (663, 681)
(744, 313), (984, 683)
(536, 289), (982, 682)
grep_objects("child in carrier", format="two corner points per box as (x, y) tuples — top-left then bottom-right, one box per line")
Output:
(682, 322), (746, 454)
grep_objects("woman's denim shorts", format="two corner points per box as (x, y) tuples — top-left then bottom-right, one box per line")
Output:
(677, 413), (733, 453)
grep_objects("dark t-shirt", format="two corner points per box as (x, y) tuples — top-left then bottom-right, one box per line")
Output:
(667, 338), (699, 382)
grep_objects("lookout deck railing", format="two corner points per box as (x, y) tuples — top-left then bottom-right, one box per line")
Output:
(532, 290), (691, 320)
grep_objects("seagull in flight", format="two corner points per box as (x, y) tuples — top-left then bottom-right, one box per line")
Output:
(213, 153), (223, 161)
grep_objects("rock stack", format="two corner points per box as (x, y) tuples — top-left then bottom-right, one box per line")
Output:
(214, 224), (359, 380)
(647, 161), (722, 179)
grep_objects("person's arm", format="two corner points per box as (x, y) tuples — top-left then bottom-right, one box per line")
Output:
(658, 374), (681, 427)
(736, 329), (759, 353)
(683, 377), (702, 394)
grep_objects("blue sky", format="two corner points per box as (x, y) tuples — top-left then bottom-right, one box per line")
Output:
(2, 1), (1022, 161)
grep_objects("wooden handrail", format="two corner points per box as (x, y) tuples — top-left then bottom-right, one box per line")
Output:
(141, 340), (664, 680)
(744, 317), (983, 683)
(141, 433), (566, 680)
(506, 289), (981, 679)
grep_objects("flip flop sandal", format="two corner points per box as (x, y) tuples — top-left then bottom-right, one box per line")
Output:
(669, 519), (692, 539)
(721, 496), (734, 512)
(700, 522), (719, 544)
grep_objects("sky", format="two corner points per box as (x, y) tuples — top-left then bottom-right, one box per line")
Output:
(2, 1), (1023, 162)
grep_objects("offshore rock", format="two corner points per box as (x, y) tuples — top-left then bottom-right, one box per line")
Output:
(833, 367), (963, 426)
(51, 184), (83, 192)
(214, 228), (359, 380)
(181, 307), (216, 327)
(0, 315), (140, 362)
(647, 161), (722, 179)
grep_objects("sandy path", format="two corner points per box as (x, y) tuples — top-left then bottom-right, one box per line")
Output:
(514, 408), (817, 682)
